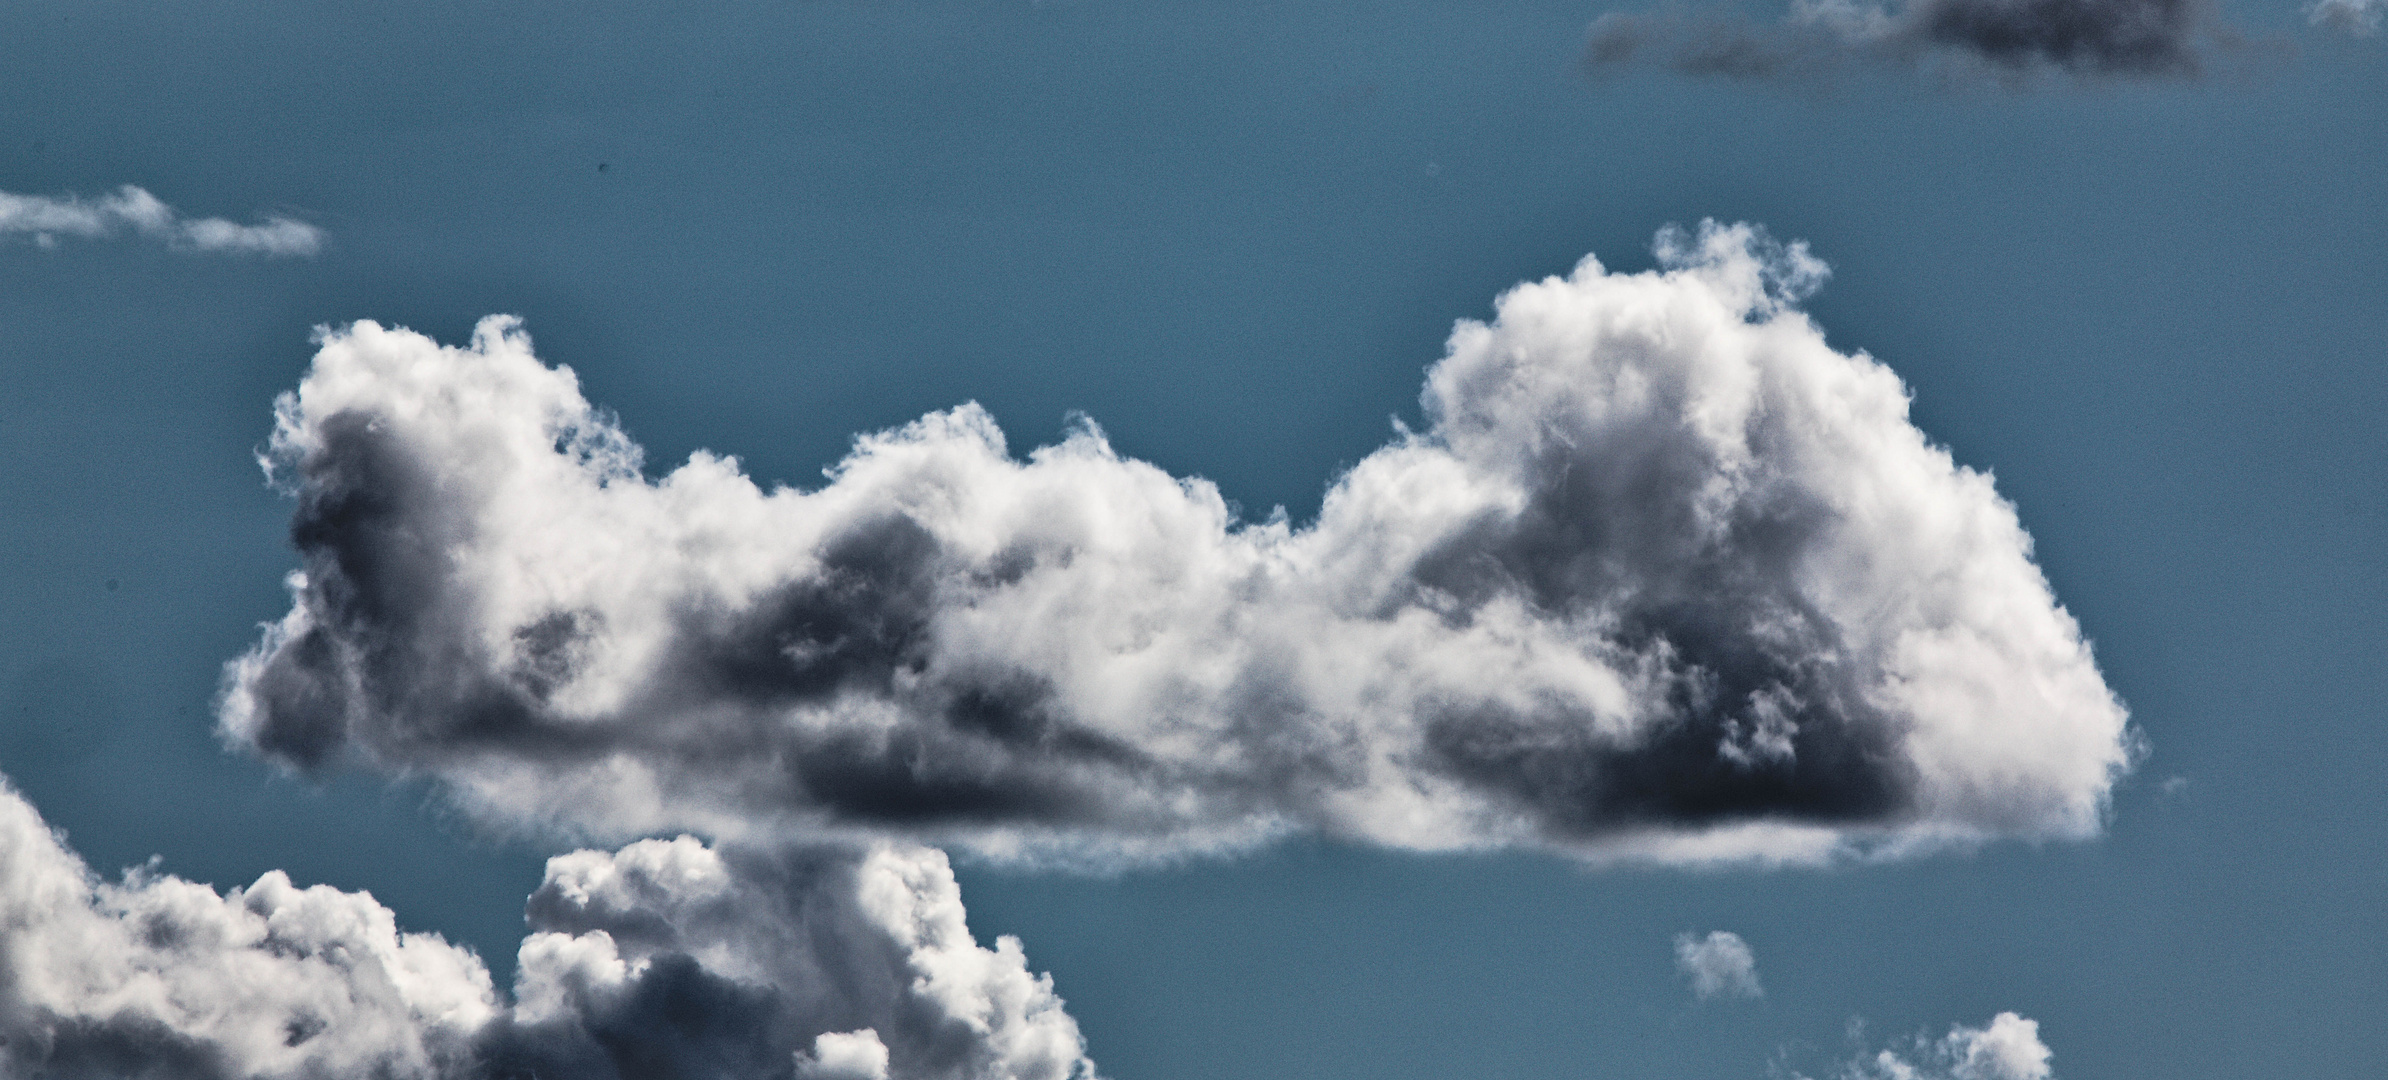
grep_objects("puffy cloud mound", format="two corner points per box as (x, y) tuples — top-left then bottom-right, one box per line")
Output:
(494, 837), (1095, 1080)
(1585, 0), (2221, 82)
(0, 776), (1094, 1080)
(220, 222), (2133, 867)
(0, 185), (322, 256)
(1674, 930), (1762, 999)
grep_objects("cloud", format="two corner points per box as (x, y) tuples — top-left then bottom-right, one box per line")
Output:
(1822, 1012), (2055, 1080)
(2307, 0), (2384, 34)
(0, 185), (322, 256)
(1675, 930), (1763, 999)
(1584, 0), (2224, 82)
(219, 221), (2134, 868)
(0, 774), (1096, 1079)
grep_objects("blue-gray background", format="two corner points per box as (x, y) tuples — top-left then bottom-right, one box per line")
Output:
(1, 2), (2380, 1077)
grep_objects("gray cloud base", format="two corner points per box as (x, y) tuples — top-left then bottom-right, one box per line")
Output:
(219, 222), (2134, 867)
(0, 776), (1094, 1080)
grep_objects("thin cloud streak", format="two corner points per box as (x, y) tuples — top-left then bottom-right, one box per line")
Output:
(0, 185), (322, 256)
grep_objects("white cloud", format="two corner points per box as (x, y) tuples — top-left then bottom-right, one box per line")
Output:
(1674, 930), (1763, 999)
(219, 221), (2135, 868)
(0, 774), (1097, 1079)
(1836, 1012), (2056, 1080)
(798, 1029), (893, 1080)
(2308, 0), (2384, 35)
(0, 185), (322, 256)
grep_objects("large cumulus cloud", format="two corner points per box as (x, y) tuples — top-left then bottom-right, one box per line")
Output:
(0, 775), (1094, 1080)
(219, 222), (2133, 867)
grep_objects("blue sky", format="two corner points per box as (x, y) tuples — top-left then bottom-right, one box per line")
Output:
(1, 2), (2382, 1078)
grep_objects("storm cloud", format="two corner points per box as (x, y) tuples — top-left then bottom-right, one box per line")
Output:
(0, 185), (322, 256)
(0, 775), (1094, 1080)
(1584, 0), (2220, 81)
(219, 222), (2134, 867)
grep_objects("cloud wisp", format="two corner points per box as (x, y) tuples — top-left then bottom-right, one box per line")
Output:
(0, 185), (322, 256)
(1675, 930), (1763, 999)
(1585, 0), (2229, 82)
(0, 774), (1095, 1080)
(219, 222), (2134, 868)
(2307, 0), (2384, 34)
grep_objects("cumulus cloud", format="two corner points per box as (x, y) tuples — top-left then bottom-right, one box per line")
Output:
(0, 185), (322, 256)
(1585, 0), (2225, 82)
(1674, 930), (1762, 999)
(1814, 1012), (2056, 1080)
(2307, 0), (2383, 34)
(0, 774), (1095, 1079)
(219, 221), (2133, 868)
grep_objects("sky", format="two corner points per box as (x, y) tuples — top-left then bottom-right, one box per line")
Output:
(0, 1), (2382, 1078)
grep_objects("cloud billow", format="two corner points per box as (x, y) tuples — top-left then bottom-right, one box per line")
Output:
(0, 185), (322, 256)
(0, 775), (1095, 1080)
(219, 222), (2134, 867)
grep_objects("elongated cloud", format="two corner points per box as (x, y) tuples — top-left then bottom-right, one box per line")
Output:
(1585, 0), (2221, 81)
(0, 775), (1095, 1080)
(219, 222), (2133, 867)
(0, 185), (322, 256)
(1674, 930), (1762, 999)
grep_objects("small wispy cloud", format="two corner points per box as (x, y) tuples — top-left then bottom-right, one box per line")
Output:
(0, 185), (322, 256)
(1675, 930), (1764, 1000)
(2308, 0), (2383, 35)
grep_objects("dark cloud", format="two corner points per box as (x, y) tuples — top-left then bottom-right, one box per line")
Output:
(220, 223), (2133, 867)
(1585, 0), (2220, 81)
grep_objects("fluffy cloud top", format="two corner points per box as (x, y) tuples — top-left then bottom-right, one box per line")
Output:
(1674, 930), (1762, 999)
(1586, 0), (2220, 81)
(0, 185), (322, 256)
(219, 222), (2133, 867)
(0, 776), (1095, 1080)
